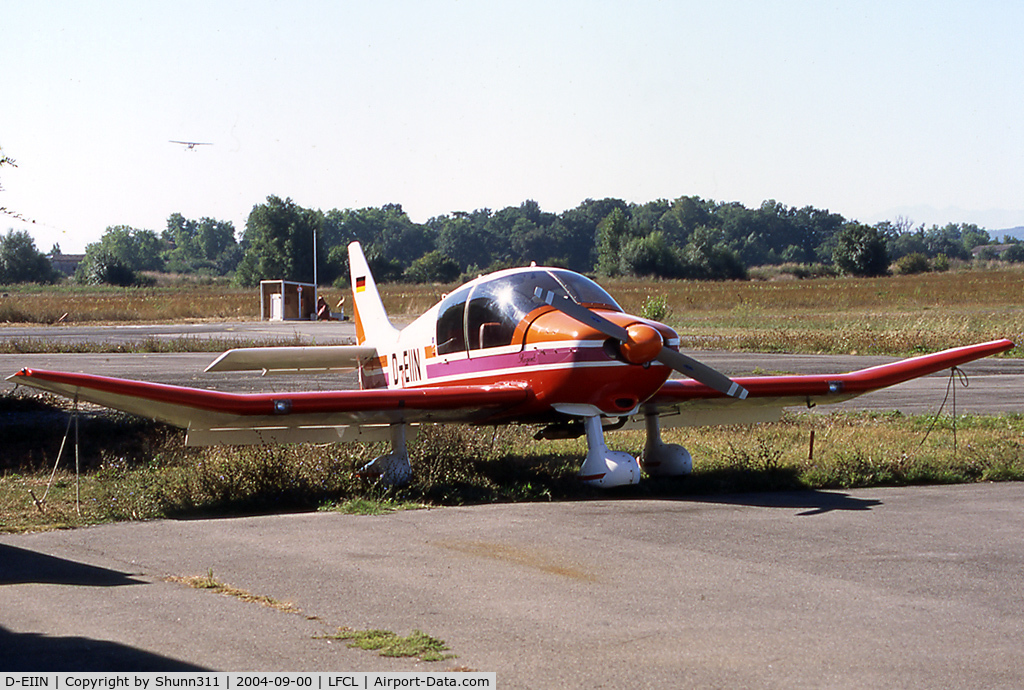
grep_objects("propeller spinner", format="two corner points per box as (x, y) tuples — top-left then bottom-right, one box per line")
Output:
(532, 287), (749, 400)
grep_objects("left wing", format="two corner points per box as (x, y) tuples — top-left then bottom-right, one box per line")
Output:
(632, 339), (1015, 428)
(6, 369), (531, 446)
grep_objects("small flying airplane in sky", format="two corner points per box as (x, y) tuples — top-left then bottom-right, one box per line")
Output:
(169, 140), (212, 150)
(8, 243), (1015, 487)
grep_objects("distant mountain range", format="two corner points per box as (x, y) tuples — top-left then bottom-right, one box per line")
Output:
(866, 206), (1024, 235)
(992, 226), (1024, 242)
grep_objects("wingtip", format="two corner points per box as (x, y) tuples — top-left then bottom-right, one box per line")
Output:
(727, 381), (749, 399)
(6, 368), (29, 382)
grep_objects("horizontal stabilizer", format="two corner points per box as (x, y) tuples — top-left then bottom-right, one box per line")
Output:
(205, 345), (378, 374)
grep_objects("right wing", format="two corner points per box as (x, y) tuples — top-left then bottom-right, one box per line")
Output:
(205, 345), (379, 374)
(634, 339), (1015, 428)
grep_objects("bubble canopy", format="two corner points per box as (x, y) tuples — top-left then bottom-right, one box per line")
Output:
(435, 268), (623, 355)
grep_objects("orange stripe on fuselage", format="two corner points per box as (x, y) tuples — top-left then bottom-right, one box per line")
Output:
(352, 293), (365, 344)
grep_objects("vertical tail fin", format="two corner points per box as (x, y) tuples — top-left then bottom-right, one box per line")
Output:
(349, 242), (399, 346)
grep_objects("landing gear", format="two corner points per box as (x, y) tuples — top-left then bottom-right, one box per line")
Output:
(357, 424), (412, 486)
(639, 413), (692, 476)
(577, 416), (641, 488)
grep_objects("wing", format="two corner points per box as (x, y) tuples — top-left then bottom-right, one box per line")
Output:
(205, 345), (379, 374)
(6, 368), (531, 446)
(634, 339), (1015, 428)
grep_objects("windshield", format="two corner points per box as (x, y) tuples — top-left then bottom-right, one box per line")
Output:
(435, 269), (621, 354)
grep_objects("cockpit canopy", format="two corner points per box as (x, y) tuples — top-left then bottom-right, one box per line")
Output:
(436, 268), (622, 355)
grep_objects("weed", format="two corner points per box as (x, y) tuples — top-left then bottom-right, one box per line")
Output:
(327, 497), (425, 515)
(640, 294), (672, 322)
(320, 628), (454, 662)
(165, 569), (300, 613)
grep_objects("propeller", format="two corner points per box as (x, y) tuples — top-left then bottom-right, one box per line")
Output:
(531, 287), (749, 399)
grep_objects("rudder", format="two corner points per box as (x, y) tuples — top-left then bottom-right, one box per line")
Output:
(348, 242), (399, 347)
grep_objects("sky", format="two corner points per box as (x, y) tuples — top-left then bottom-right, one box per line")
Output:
(2, 0), (1023, 254)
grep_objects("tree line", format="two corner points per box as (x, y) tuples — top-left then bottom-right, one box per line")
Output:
(2, 194), (1022, 287)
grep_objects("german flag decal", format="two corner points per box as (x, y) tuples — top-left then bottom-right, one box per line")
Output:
(355, 276), (366, 293)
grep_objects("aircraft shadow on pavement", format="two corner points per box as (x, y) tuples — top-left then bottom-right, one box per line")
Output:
(0, 543), (146, 587)
(0, 625), (210, 672)
(688, 489), (883, 516)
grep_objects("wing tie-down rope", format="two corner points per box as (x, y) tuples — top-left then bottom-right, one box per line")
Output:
(35, 393), (82, 515)
(917, 366), (970, 456)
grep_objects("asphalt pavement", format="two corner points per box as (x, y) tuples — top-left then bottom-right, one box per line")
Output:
(3, 485), (1024, 687)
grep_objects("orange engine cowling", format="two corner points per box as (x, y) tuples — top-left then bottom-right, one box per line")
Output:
(520, 308), (678, 415)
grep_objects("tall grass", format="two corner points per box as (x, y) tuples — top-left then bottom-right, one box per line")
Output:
(0, 283), (258, 323)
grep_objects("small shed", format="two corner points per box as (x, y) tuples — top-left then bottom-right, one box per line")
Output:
(260, 280), (317, 321)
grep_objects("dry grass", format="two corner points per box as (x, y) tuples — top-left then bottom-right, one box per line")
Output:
(2, 268), (1021, 356)
(604, 269), (1024, 355)
(0, 283), (258, 324)
(165, 570), (300, 613)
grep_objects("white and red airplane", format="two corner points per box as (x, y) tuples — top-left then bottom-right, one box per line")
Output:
(8, 242), (1015, 488)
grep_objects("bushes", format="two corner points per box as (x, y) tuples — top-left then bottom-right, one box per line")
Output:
(895, 252), (931, 275)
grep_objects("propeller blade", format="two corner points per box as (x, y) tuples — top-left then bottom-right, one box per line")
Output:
(655, 347), (749, 399)
(531, 288), (630, 341)
(529, 286), (748, 399)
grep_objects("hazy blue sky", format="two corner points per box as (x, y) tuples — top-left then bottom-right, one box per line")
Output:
(3, 0), (1022, 253)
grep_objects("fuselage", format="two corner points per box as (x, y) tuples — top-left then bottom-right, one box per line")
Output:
(359, 267), (678, 421)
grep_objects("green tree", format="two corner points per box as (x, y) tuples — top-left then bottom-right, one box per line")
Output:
(196, 217), (236, 262)
(895, 252), (931, 275)
(959, 224), (990, 255)
(367, 204), (435, 266)
(557, 198), (628, 271)
(235, 196), (323, 287)
(595, 208), (632, 276)
(886, 225), (928, 261)
(75, 225), (164, 284)
(163, 213), (237, 274)
(682, 226), (748, 280)
(319, 204), (433, 282)
(833, 224), (889, 277)
(403, 250), (461, 283)
(163, 213), (203, 270)
(923, 224), (971, 261)
(76, 248), (140, 286)
(433, 211), (494, 271)
(0, 230), (59, 284)
(619, 231), (682, 278)
(659, 196), (713, 245)
(85, 225), (165, 272)
(1001, 244), (1024, 263)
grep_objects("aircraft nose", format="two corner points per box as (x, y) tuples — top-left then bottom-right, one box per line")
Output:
(620, 323), (664, 365)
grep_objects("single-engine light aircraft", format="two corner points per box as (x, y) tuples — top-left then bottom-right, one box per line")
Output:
(8, 243), (1015, 487)
(169, 140), (212, 150)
